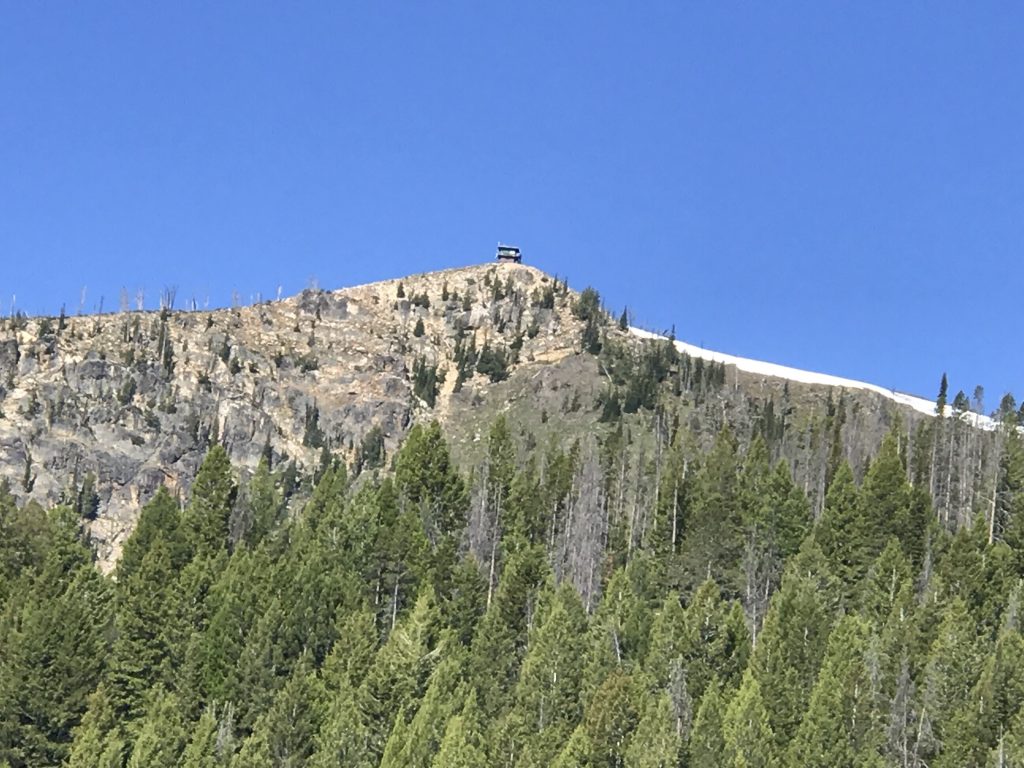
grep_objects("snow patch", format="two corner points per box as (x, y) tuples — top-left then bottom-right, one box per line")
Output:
(628, 327), (999, 431)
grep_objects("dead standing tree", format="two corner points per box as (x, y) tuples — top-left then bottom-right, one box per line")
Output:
(556, 441), (607, 612)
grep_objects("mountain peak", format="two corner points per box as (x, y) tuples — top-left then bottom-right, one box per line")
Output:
(0, 261), (1002, 571)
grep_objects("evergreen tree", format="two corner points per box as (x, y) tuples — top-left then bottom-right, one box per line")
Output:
(788, 615), (883, 767)
(722, 670), (775, 768)
(643, 592), (687, 690)
(936, 372), (949, 415)
(814, 461), (866, 599)
(432, 690), (489, 768)
(918, 597), (984, 762)
(117, 486), (186, 581)
(678, 428), (745, 596)
(125, 688), (187, 768)
(995, 428), (1024, 562)
(551, 725), (593, 768)
(581, 669), (639, 768)
(937, 628), (1024, 768)
(180, 705), (234, 767)
(0, 511), (112, 766)
(858, 430), (913, 563)
(180, 445), (237, 560)
(359, 584), (443, 759)
(231, 459), (283, 548)
(467, 543), (548, 717)
(505, 583), (589, 767)
(106, 537), (182, 723)
(381, 652), (467, 768)
(623, 692), (682, 768)
(0, 484), (50, 594)
(582, 565), (652, 701)
(308, 680), (375, 768)
(689, 679), (727, 768)
(742, 454), (812, 629)
(679, 579), (751, 702)
(987, 706), (1024, 768)
(231, 655), (324, 767)
(859, 538), (913, 627)
(395, 422), (468, 542)
(64, 686), (126, 768)
(751, 567), (831, 751)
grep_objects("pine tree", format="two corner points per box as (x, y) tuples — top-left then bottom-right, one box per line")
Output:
(859, 428), (921, 566)
(679, 579), (751, 702)
(180, 445), (237, 560)
(623, 692), (682, 768)
(987, 706), (1024, 767)
(505, 583), (589, 767)
(321, 608), (379, 695)
(814, 461), (866, 598)
(937, 628), (1024, 768)
(581, 669), (639, 768)
(0, 511), (111, 766)
(395, 422), (468, 542)
(117, 486), (186, 581)
(231, 459), (283, 548)
(688, 679), (727, 768)
(645, 438), (691, 588)
(231, 655), (324, 768)
(918, 597), (984, 763)
(0, 487), (51, 597)
(432, 690), (489, 768)
(550, 725), (592, 768)
(722, 670), (775, 768)
(643, 592), (687, 690)
(125, 688), (187, 768)
(751, 567), (831, 751)
(858, 538), (912, 627)
(936, 372), (949, 416)
(106, 537), (182, 723)
(467, 543), (548, 717)
(381, 652), (467, 768)
(742, 455), (812, 631)
(359, 584), (443, 759)
(788, 615), (883, 767)
(678, 428), (745, 597)
(995, 428), (1024, 560)
(64, 686), (126, 768)
(308, 680), (375, 768)
(582, 565), (652, 701)
(180, 706), (234, 767)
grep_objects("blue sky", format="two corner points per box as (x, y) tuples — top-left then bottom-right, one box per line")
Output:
(1, 3), (1021, 403)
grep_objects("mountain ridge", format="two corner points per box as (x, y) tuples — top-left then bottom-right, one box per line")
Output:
(0, 262), (1005, 570)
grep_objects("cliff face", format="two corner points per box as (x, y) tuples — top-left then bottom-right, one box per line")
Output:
(0, 262), (999, 571)
(0, 264), (587, 568)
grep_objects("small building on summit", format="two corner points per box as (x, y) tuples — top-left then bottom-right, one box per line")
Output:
(496, 244), (522, 263)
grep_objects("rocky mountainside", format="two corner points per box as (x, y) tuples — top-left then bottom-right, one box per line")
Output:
(0, 262), (1002, 570)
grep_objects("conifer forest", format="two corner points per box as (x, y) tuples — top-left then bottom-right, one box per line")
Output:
(1, 272), (1024, 767)
(3, 408), (1024, 767)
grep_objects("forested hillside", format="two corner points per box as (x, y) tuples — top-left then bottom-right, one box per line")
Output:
(0, 263), (1014, 574)
(2, 265), (1024, 767)
(3, 404), (1024, 766)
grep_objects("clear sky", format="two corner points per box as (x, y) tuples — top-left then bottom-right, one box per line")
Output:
(1, 3), (1021, 404)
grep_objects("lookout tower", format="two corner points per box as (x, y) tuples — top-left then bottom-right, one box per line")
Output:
(496, 244), (522, 263)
